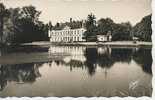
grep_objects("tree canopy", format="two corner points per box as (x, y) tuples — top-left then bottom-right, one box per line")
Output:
(0, 3), (49, 44)
(132, 14), (152, 41)
(84, 13), (97, 42)
(0, 2), (152, 45)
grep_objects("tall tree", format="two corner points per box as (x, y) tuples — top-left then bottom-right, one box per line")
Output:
(6, 8), (21, 43)
(48, 21), (53, 31)
(132, 14), (152, 41)
(0, 3), (9, 43)
(84, 13), (97, 42)
(112, 22), (132, 41)
(20, 5), (41, 24)
(0, 3), (50, 44)
(97, 18), (114, 35)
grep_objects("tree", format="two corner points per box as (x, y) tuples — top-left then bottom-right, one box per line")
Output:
(0, 3), (50, 45)
(84, 13), (97, 42)
(0, 3), (9, 44)
(112, 22), (132, 41)
(97, 18), (114, 35)
(132, 14), (152, 41)
(20, 5), (41, 24)
(48, 21), (53, 31)
(6, 8), (21, 43)
(12, 5), (44, 43)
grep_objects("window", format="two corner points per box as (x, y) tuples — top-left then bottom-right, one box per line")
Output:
(77, 37), (79, 41)
(77, 30), (79, 34)
(74, 30), (76, 35)
(74, 37), (76, 41)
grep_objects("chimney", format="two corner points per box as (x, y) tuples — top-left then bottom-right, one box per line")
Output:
(82, 20), (86, 28)
(70, 18), (72, 23)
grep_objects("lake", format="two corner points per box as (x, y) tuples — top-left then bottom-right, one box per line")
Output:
(0, 45), (152, 97)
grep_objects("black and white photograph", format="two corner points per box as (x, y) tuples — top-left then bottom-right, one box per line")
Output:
(0, 0), (153, 98)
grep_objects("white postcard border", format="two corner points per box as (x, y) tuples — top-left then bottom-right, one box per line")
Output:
(0, 0), (154, 100)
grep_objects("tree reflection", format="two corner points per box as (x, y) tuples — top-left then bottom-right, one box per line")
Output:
(0, 63), (42, 91)
(84, 48), (98, 76)
(0, 46), (152, 91)
(0, 45), (152, 95)
(62, 46), (152, 76)
(111, 48), (133, 63)
(66, 60), (84, 71)
(48, 46), (153, 76)
(0, 65), (7, 91)
(133, 48), (152, 74)
(0, 45), (49, 55)
(83, 47), (135, 76)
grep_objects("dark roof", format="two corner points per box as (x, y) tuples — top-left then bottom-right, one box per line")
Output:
(52, 22), (84, 30)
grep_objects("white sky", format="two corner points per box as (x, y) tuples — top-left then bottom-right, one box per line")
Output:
(0, 0), (152, 25)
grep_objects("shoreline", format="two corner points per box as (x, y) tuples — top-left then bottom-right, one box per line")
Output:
(21, 41), (152, 48)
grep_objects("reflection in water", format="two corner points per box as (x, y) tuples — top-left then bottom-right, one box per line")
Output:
(133, 48), (152, 74)
(48, 46), (152, 76)
(0, 63), (42, 91)
(0, 46), (152, 97)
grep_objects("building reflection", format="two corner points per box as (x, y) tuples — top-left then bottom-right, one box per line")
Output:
(49, 46), (86, 62)
(0, 46), (152, 91)
(48, 46), (152, 76)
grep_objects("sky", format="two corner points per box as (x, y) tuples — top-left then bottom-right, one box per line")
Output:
(0, 0), (152, 25)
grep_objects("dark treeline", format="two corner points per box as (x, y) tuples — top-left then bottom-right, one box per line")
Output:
(131, 14), (152, 41)
(53, 13), (152, 42)
(0, 3), (152, 45)
(0, 3), (49, 45)
(83, 14), (133, 41)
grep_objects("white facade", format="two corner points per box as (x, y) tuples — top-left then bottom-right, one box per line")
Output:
(48, 26), (86, 42)
(97, 35), (107, 42)
(97, 34), (112, 42)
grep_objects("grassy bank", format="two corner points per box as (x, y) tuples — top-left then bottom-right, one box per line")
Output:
(43, 41), (152, 47)
(18, 41), (152, 48)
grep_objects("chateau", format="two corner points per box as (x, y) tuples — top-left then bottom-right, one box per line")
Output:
(48, 26), (86, 42)
(48, 24), (112, 43)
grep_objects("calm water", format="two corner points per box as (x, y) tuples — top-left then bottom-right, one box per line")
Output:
(0, 45), (152, 97)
